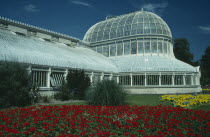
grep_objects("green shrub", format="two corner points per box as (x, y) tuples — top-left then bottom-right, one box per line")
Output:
(0, 62), (32, 108)
(31, 86), (42, 103)
(66, 70), (90, 100)
(54, 81), (71, 101)
(42, 96), (51, 103)
(86, 80), (127, 106)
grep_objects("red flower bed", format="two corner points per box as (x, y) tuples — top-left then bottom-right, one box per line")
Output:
(0, 105), (209, 137)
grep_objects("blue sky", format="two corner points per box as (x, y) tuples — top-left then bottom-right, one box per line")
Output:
(0, 0), (210, 61)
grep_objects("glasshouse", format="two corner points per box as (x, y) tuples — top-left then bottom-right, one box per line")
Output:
(0, 10), (201, 94)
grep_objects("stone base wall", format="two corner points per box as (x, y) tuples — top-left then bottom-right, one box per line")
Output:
(125, 86), (202, 94)
(38, 86), (202, 96)
(39, 91), (56, 97)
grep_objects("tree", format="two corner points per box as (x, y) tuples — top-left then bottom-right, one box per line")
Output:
(66, 70), (90, 99)
(0, 62), (32, 108)
(173, 38), (196, 66)
(200, 46), (210, 86)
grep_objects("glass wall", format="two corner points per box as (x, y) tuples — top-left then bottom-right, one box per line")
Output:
(124, 40), (131, 55)
(117, 42), (123, 56)
(118, 73), (197, 87)
(119, 76), (131, 85)
(110, 43), (116, 56)
(185, 75), (192, 85)
(32, 71), (47, 87)
(102, 46), (109, 57)
(93, 38), (172, 57)
(132, 75), (145, 85)
(147, 75), (159, 85)
(50, 72), (64, 87)
(131, 40), (137, 54)
(175, 75), (183, 85)
(161, 75), (172, 85)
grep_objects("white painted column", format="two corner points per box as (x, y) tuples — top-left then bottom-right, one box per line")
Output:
(159, 73), (161, 86)
(197, 75), (199, 85)
(64, 69), (68, 82)
(47, 68), (51, 88)
(183, 74), (186, 85)
(117, 76), (119, 84)
(90, 72), (94, 85)
(172, 73), (175, 85)
(100, 72), (104, 81)
(109, 73), (113, 80)
(27, 66), (32, 74)
(191, 75), (193, 85)
(145, 73), (147, 86)
(130, 73), (133, 86)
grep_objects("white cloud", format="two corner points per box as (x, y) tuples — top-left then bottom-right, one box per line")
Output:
(131, 1), (168, 16)
(24, 4), (39, 12)
(141, 2), (168, 13)
(71, 0), (92, 8)
(198, 26), (210, 33)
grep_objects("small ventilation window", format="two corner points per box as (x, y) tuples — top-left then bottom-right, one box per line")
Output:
(51, 36), (59, 42)
(0, 23), (8, 29)
(15, 32), (27, 36)
(27, 30), (37, 36)
(43, 38), (51, 42)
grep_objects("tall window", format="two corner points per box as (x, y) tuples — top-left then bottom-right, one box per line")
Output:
(161, 75), (172, 85)
(132, 75), (145, 85)
(138, 41), (144, 54)
(110, 43), (116, 57)
(175, 75), (183, 85)
(131, 40), (137, 54)
(151, 41), (157, 53)
(147, 75), (159, 85)
(163, 41), (167, 54)
(185, 75), (192, 85)
(119, 76), (131, 85)
(144, 41), (150, 53)
(93, 75), (100, 86)
(158, 41), (163, 53)
(32, 71), (47, 87)
(50, 72), (64, 87)
(97, 46), (102, 54)
(102, 46), (109, 57)
(117, 42), (123, 56)
(124, 41), (131, 55)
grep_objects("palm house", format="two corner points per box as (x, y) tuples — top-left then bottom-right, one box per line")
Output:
(0, 10), (201, 94)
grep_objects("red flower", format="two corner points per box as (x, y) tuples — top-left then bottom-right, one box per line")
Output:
(124, 132), (129, 136)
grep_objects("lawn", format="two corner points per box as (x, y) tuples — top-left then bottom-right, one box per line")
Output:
(126, 94), (172, 106)
(50, 94), (210, 111)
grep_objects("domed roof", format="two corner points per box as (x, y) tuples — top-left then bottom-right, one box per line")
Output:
(83, 10), (172, 43)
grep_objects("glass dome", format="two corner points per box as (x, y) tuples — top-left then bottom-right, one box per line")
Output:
(84, 10), (172, 43)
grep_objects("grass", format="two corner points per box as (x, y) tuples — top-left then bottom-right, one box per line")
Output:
(50, 94), (210, 111)
(126, 94), (172, 106)
(193, 104), (210, 111)
(49, 101), (87, 106)
(1, 94), (209, 111)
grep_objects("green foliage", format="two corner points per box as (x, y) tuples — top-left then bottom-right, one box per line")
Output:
(0, 62), (32, 108)
(31, 86), (42, 103)
(66, 70), (90, 99)
(54, 81), (73, 101)
(173, 38), (197, 66)
(42, 96), (51, 103)
(86, 80), (127, 106)
(200, 46), (210, 86)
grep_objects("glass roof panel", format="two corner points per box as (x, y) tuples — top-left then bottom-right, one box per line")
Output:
(84, 10), (172, 43)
